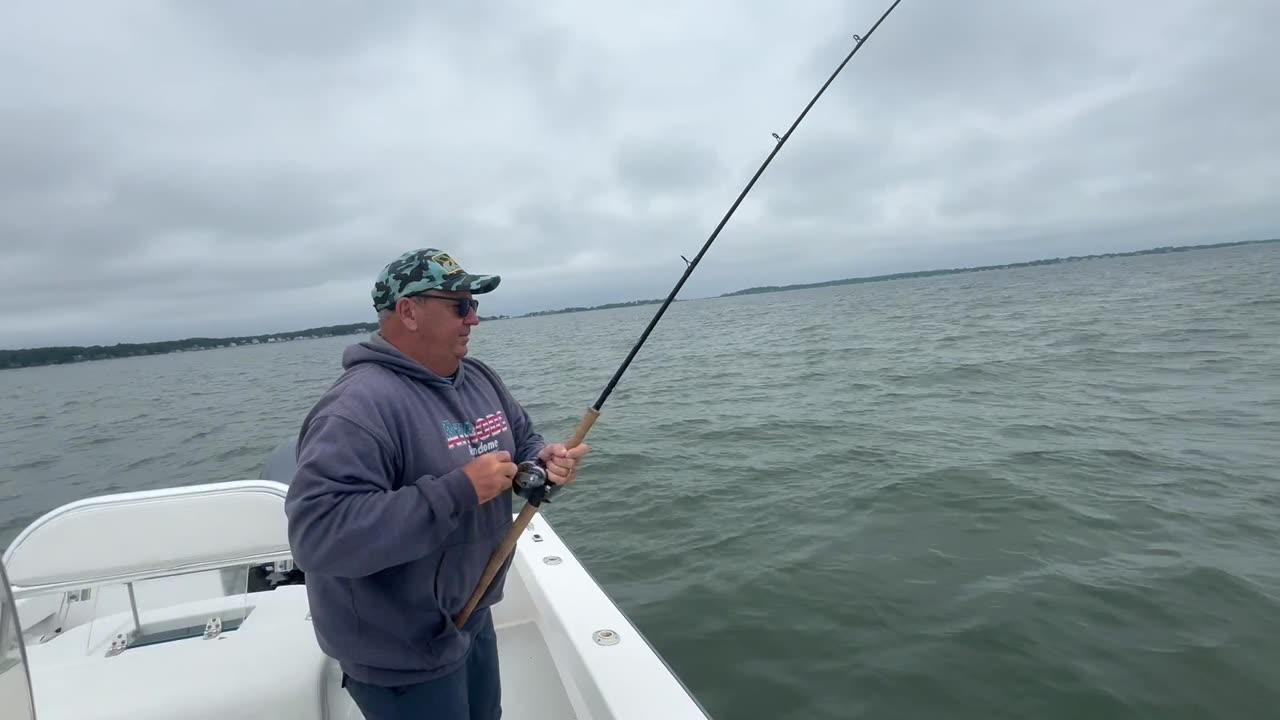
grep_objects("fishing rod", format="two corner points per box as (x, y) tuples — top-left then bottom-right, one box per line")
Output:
(454, 0), (906, 628)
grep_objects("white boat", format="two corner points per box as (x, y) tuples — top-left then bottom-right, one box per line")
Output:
(0, 446), (711, 719)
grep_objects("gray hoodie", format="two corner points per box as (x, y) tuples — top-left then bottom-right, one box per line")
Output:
(283, 333), (545, 686)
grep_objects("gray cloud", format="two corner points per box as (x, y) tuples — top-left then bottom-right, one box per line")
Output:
(1, 0), (1277, 348)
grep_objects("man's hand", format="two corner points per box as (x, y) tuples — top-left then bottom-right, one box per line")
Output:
(537, 443), (590, 485)
(463, 451), (518, 504)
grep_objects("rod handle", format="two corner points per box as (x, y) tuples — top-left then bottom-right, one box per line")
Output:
(453, 502), (539, 628)
(557, 407), (599, 486)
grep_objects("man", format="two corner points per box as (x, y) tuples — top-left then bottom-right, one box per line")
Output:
(284, 248), (589, 719)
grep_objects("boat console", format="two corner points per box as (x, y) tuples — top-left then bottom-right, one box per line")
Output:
(2, 480), (354, 720)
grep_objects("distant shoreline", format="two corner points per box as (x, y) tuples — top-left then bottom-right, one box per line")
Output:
(3, 237), (1275, 370)
(718, 237), (1279, 297)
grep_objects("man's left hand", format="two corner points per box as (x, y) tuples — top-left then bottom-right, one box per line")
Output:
(537, 442), (590, 485)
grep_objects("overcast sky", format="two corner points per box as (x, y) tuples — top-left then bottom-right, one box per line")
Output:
(2, 0), (1277, 349)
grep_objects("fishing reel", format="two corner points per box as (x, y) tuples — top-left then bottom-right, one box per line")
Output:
(512, 459), (563, 506)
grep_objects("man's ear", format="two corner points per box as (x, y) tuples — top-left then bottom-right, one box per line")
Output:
(396, 298), (418, 331)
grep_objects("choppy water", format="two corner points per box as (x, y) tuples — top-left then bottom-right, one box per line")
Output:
(3, 242), (1279, 718)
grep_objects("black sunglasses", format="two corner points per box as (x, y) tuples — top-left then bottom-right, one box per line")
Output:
(414, 293), (479, 318)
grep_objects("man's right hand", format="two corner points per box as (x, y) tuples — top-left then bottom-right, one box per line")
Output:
(463, 451), (518, 504)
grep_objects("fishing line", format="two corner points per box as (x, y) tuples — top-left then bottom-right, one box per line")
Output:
(455, 0), (906, 628)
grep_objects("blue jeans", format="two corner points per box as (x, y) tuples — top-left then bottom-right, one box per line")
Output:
(343, 612), (501, 720)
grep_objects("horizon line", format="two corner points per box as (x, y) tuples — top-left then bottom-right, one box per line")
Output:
(3, 235), (1277, 358)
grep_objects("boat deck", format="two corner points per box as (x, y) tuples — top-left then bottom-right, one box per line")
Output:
(495, 618), (579, 719)
(21, 585), (581, 720)
(3, 480), (709, 719)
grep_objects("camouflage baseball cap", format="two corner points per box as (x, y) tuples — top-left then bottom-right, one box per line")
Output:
(371, 248), (501, 312)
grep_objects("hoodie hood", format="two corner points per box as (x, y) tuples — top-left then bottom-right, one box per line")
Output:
(341, 331), (465, 387)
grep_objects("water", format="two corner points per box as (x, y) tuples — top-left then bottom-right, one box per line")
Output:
(3, 242), (1279, 718)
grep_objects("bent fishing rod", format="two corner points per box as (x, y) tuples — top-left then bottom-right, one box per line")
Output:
(454, 0), (905, 628)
